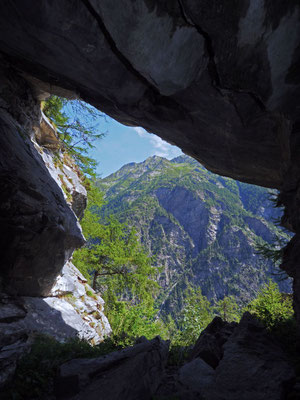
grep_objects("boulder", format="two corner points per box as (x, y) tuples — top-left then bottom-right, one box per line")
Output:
(202, 313), (295, 400)
(178, 358), (215, 393)
(189, 316), (237, 368)
(55, 336), (169, 400)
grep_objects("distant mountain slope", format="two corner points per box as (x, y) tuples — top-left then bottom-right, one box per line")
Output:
(97, 155), (291, 316)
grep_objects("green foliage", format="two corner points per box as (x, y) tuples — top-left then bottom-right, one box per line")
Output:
(244, 281), (300, 377)
(2, 334), (123, 400)
(169, 287), (242, 349)
(74, 192), (159, 305)
(43, 95), (105, 177)
(245, 280), (294, 329)
(96, 154), (290, 322)
(107, 302), (168, 346)
(214, 295), (241, 322)
(255, 235), (290, 281)
(174, 286), (214, 346)
(73, 182), (163, 343)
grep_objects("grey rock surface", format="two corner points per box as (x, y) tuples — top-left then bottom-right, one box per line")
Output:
(0, 66), (84, 297)
(189, 316), (237, 368)
(0, 293), (31, 388)
(22, 261), (111, 344)
(35, 115), (87, 221)
(156, 313), (295, 400)
(0, 263), (111, 388)
(56, 336), (169, 400)
(0, 1), (299, 190)
(179, 358), (215, 393)
(202, 313), (295, 400)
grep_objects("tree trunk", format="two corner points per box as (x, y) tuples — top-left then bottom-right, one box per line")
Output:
(92, 270), (99, 291)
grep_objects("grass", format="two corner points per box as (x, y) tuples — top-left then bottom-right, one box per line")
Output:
(85, 286), (98, 300)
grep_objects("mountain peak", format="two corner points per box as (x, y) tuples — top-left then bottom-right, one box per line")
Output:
(171, 155), (199, 166)
(144, 155), (166, 162)
(98, 156), (290, 317)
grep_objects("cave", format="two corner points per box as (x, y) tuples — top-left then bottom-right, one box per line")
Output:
(0, 1), (300, 398)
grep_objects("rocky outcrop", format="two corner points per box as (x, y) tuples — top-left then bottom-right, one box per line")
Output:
(156, 313), (295, 400)
(34, 111), (87, 220)
(0, 262), (111, 388)
(178, 358), (215, 396)
(55, 336), (169, 400)
(23, 261), (111, 344)
(201, 313), (295, 400)
(188, 316), (237, 368)
(0, 64), (111, 389)
(0, 64), (84, 296)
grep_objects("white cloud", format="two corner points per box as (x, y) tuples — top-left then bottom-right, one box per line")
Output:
(133, 127), (147, 138)
(133, 127), (182, 159)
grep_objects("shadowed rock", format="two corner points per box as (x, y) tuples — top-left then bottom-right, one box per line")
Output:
(0, 1), (299, 189)
(0, 66), (84, 297)
(202, 313), (295, 400)
(55, 336), (169, 400)
(156, 313), (295, 400)
(189, 316), (237, 368)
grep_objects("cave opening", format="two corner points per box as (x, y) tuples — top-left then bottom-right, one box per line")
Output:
(0, 0), (300, 397)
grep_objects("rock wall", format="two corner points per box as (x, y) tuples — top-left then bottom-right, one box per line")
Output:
(0, 63), (111, 388)
(0, 63), (84, 296)
(53, 314), (296, 400)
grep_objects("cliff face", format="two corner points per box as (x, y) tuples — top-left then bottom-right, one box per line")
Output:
(0, 66), (111, 387)
(0, 64), (85, 296)
(98, 155), (291, 316)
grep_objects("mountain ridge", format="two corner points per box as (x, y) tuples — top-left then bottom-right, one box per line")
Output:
(97, 155), (291, 317)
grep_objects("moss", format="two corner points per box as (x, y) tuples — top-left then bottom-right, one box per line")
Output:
(58, 174), (72, 202)
(66, 176), (74, 186)
(53, 152), (62, 168)
(85, 286), (98, 300)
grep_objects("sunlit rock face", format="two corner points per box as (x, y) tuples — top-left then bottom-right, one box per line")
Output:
(23, 261), (111, 344)
(0, 262), (111, 388)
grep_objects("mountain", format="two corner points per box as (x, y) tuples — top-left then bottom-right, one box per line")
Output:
(97, 155), (291, 317)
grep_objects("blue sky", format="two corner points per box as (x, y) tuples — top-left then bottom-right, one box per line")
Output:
(89, 116), (183, 177)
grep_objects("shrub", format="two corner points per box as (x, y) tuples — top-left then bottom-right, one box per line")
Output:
(245, 280), (293, 329)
